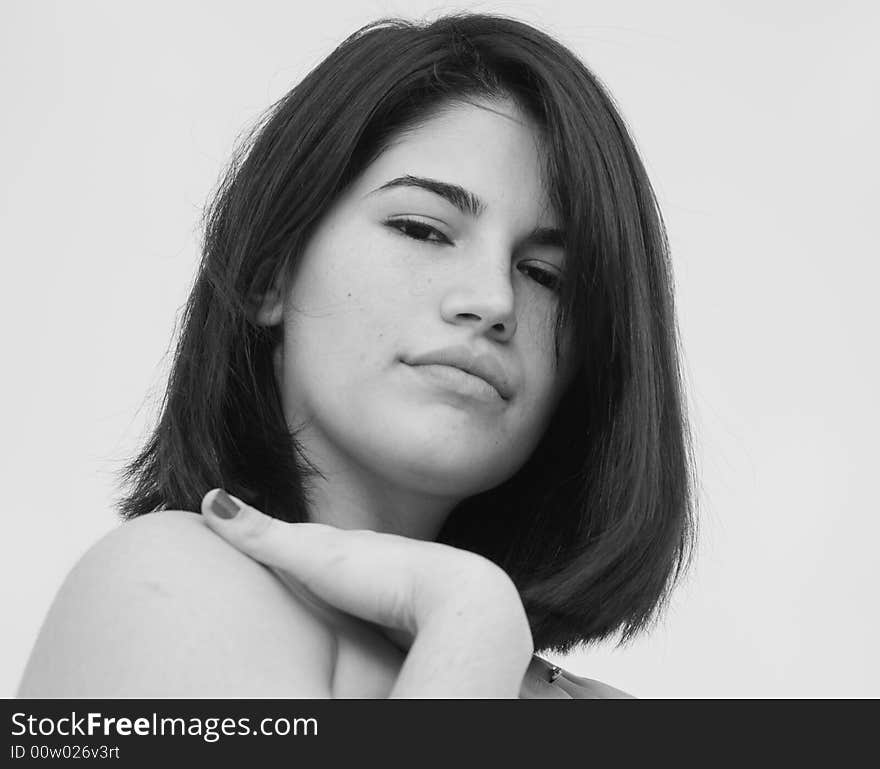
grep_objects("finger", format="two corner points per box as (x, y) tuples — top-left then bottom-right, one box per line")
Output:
(200, 488), (418, 632)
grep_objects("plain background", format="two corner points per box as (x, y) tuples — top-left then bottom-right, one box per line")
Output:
(2, 0), (877, 698)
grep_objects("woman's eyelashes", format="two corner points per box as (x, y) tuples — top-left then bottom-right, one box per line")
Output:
(385, 217), (452, 245)
(384, 217), (561, 293)
(518, 262), (561, 293)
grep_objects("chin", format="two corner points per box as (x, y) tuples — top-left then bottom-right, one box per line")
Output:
(376, 440), (523, 498)
(361, 405), (541, 493)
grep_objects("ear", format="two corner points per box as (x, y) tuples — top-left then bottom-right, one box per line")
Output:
(253, 287), (284, 327)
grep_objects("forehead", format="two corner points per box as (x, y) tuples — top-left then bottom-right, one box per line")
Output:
(354, 97), (558, 225)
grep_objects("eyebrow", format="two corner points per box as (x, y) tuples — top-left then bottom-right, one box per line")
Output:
(370, 174), (565, 248)
(373, 175), (484, 217)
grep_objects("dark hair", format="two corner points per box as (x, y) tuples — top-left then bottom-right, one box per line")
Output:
(117, 13), (697, 654)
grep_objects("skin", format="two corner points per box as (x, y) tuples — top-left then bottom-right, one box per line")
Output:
(257, 96), (575, 541)
(16, 96), (632, 699)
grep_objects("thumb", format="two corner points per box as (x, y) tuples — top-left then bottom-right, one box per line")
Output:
(200, 487), (416, 632)
(200, 488), (338, 576)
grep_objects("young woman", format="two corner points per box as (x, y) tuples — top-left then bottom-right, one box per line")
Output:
(18, 13), (696, 698)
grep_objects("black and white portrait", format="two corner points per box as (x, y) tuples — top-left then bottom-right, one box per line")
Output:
(3, 1), (877, 700)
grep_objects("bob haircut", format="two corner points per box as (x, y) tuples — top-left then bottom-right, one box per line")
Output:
(118, 13), (697, 654)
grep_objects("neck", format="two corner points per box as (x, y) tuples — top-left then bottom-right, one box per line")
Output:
(297, 429), (460, 542)
(292, 427), (460, 653)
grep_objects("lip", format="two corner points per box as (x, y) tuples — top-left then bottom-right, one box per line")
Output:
(404, 345), (513, 400)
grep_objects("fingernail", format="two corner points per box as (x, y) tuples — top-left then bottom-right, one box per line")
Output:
(211, 489), (240, 519)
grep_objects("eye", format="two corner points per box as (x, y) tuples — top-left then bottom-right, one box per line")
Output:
(518, 262), (561, 293)
(385, 218), (452, 245)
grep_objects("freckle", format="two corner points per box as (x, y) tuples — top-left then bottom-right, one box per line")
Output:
(347, 292), (352, 298)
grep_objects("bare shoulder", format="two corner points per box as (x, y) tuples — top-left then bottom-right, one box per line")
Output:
(17, 510), (336, 698)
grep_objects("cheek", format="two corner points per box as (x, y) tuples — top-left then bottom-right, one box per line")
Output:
(284, 268), (410, 392)
(519, 300), (565, 392)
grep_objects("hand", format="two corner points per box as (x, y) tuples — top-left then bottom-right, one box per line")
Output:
(200, 488), (534, 697)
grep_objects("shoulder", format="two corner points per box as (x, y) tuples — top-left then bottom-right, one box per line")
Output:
(17, 510), (336, 697)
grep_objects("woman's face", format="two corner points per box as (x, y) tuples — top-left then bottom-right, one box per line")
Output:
(261, 96), (574, 500)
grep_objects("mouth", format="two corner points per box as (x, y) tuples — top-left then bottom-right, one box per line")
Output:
(404, 346), (513, 401)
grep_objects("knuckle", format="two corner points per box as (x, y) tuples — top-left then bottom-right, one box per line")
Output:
(443, 548), (510, 588)
(414, 544), (517, 610)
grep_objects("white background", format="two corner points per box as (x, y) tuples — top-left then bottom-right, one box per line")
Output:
(2, 0), (877, 697)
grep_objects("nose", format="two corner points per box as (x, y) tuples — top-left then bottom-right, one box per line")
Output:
(439, 259), (517, 343)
